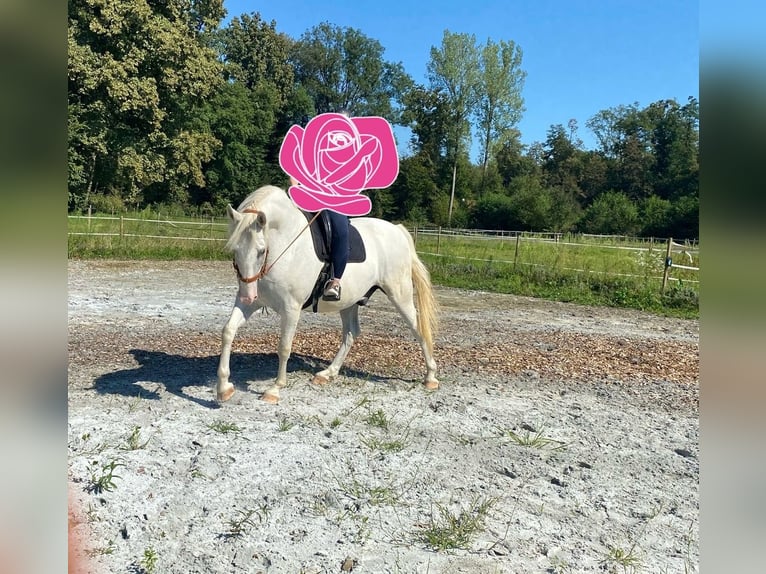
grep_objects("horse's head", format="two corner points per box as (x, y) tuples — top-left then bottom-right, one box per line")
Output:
(226, 203), (269, 305)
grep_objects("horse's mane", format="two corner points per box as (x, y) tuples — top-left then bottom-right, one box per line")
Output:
(225, 185), (286, 250)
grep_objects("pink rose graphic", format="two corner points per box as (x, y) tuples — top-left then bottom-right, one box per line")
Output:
(279, 113), (399, 216)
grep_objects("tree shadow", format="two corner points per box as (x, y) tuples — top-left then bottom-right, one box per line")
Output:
(93, 348), (398, 409)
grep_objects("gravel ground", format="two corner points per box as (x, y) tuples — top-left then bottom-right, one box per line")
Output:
(67, 260), (699, 574)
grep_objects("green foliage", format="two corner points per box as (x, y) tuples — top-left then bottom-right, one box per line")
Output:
(474, 38), (526, 193)
(68, 0), (225, 209)
(140, 547), (158, 574)
(581, 191), (639, 235)
(419, 497), (496, 551)
(290, 22), (413, 119)
(415, 232), (697, 317)
(87, 459), (124, 494)
(503, 426), (567, 450)
(68, 3), (696, 239)
(206, 420), (243, 434)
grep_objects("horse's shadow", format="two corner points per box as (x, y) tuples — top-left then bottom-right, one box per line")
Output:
(93, 349), (396, 409)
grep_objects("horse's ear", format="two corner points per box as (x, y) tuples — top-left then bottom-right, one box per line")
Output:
(226, 204), (241, 222)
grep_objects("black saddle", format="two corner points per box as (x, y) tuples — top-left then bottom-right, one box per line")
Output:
(300, 211), (380, 311)
(301, 210), (366, 264)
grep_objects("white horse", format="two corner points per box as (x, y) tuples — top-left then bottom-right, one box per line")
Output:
(216, 184), (439, 404)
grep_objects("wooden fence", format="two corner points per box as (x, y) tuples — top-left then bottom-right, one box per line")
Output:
(410, 225), (699, 289)
(67, 215), (699, 291)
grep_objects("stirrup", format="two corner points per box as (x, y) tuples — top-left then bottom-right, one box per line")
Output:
(322, 280), (341, 301)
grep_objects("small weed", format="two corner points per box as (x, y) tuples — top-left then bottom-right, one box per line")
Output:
(224, 505), (269, 538)
(140, 547), (158, 574)
(338, 476), (400, 507)
(85, 540), (116, 557)
(121, 426), (151, 450)
(86, 459), (124, 494)
(127, 394), (144, 413)
(361, 435), (407, 453)
(365, 408), (390, 430)
(189, 466), (210, 480)
(647, 500), (665, 520)
(78, 434), (109, 456)
(548, 554), (572, 574)
(330, 417), (342, 428)
(277, 416), (295, 432)
(601, 544), (642, 573)
(419, 496), (496, 551)
(207, 420), (242, 434)
(503, 426), (566, 450)
(84, 503), (100, 523)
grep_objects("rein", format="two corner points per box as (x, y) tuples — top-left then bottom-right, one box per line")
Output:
(232, 207), (321, 284)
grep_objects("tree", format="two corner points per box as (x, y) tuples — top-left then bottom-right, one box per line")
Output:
(494, 130), (540, 189)
(192, 81), (277, 209)
(218, 12), (294, 105)
(290, 22), (412, 119)
(427, 30), (480, 225)
(389, 153), (444, 223)
(541, 124), (583, 196)
(68, 0), (224, 208)
(475, 38), (525, 193)
(401, 85), (451, 163)
(580, 191), (639, 235)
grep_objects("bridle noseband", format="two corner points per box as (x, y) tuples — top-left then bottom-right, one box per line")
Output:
(232, 208), (270, 284)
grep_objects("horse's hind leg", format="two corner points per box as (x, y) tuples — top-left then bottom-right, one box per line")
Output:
(313, 306), (360, 385)
(216, 304), (249, 402)
(386, 283), (439, 389)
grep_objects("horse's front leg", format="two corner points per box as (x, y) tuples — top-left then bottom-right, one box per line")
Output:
(261, 306), (301, 404)
(216, 304), (251, 402)
(313, 306), (360, 385)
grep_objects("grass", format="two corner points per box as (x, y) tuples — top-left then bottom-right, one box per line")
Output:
(364, 408), (390, 430)
(337, 476), (400, 507)
(68, 213), (698, 317)
(85, 540), (116, 557)
(601, 544), (642, 573)
(224, 506), (270, 538)
(206, 420), (243, 434)
(419, 496), (496, 551)
(277, 416), (295, 432)
(360, 435), (408, 453)
(502, 426), (567, 451)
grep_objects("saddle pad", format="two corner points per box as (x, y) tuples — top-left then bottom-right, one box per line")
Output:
(302, 211), (366, 263)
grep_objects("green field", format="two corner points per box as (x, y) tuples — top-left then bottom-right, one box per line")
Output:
(68, 214), (699, 318)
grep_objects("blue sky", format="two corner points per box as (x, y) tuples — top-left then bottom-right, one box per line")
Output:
(223, 0), (698, 157)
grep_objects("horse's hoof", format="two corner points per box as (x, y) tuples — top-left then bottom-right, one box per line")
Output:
(217, 384), (235, 402)
(311, 374), (330, 386)
(424, 379), (439, 391)
(260, 392), (279, 404)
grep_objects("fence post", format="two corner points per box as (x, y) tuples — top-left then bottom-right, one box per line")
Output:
(87, 205), (92, 233)
(513, 233), (520, 271)
(436, 226), (442, 254)
(661, 237), (673, 295)
(413, 225), (418, 247)
(120, 215), (124, 242)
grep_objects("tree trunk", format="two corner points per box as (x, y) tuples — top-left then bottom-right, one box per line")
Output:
(448, 160), (457, 226)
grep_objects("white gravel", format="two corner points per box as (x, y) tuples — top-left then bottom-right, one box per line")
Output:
(68, 260), (698, 573)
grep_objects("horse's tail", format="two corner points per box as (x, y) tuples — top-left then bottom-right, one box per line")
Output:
(398, 224), (439, 353)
